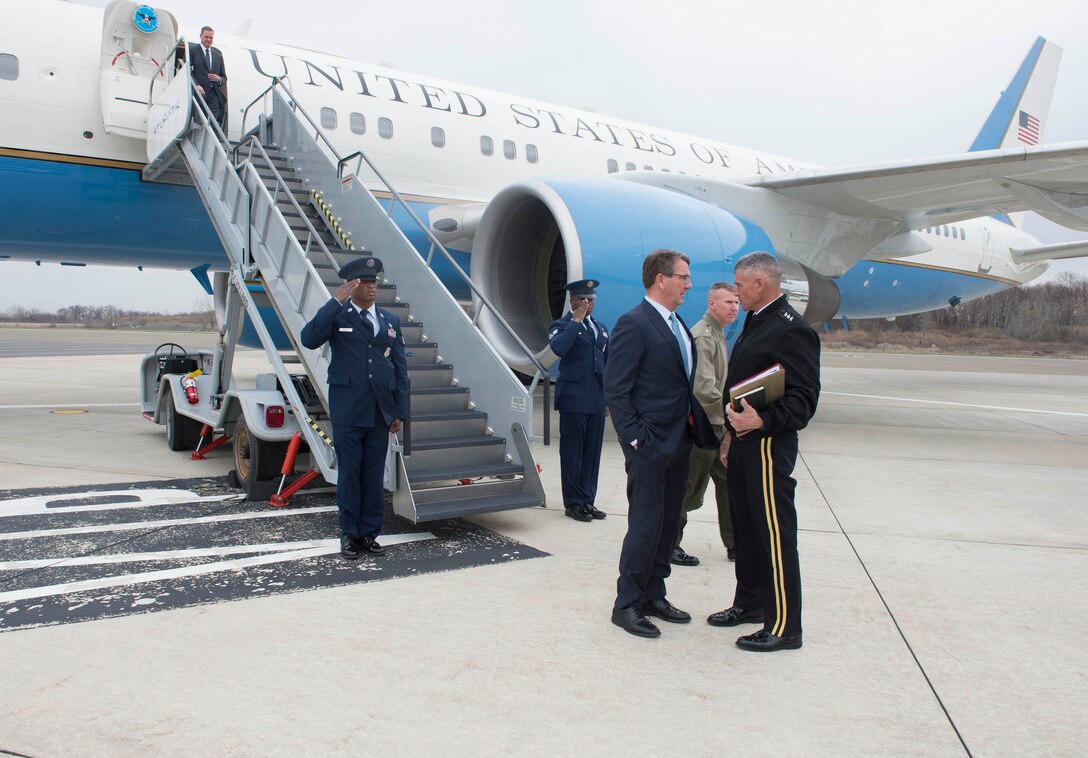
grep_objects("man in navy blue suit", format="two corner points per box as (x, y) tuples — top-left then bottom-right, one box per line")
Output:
(548, 279), (609, 523)
(301, 257), (409, 560)
(604, 249), (717, 638)
(189, 26), (227, 129)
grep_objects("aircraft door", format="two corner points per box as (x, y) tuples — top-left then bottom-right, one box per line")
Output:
(99, 1), (179, 140)
(981, 226), (995, 272)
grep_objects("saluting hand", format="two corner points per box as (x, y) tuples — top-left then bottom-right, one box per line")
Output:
(334, 279), (359, 303)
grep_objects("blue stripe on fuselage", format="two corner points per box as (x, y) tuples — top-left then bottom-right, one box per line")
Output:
(0, 155), (224, 266)
(834, 259), (1010, 319)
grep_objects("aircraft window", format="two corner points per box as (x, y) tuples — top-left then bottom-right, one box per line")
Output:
(625, 162), (636, 171)
(952, 227), (958, 240)
(961, 228), (967, 241)
(607, 159), (619, 174)
(349, 112), (366, 134)
(0, 54), (17, 81)
(431, 127), (445, 148)
(503, 140), (516, 159)
(480, 135), (494, 156)
(526, 144), (539, 163)
(379, 117), (393, 139)
(644, 165), (653, 171)
(943, 225), (949, 236)
(320, 107), (337, 130)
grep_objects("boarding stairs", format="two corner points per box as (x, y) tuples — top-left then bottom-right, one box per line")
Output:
(142, 66), (547, 523)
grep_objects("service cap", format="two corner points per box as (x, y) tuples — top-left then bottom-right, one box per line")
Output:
(338, 256), (383, 281)
(564, 279), (599, 297)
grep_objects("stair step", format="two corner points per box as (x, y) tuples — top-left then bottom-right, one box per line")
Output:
(407, 364), (455, 388)
(409, 491), (544, 523)
(408, 410), (487, 440)
(402, 434), (506, 472)
(409, 477), (526, 503)
(405, 461), (524, 485)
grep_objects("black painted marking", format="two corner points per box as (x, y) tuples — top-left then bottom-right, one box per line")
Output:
(0, 477), (547, 632)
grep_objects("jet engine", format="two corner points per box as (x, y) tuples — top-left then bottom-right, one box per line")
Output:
(468, 177), (839, 373)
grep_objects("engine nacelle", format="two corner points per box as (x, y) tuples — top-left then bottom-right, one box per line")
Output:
(469, 177), (836, 372)
(777, 255), (841, 325)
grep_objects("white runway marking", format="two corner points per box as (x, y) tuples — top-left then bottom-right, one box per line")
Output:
(0, 532), (435, 603)
(0, 505), (339, 541)
(0, 489), (244, 518)
(824, 391), (1088, 418)
(0, 402), (139, 409)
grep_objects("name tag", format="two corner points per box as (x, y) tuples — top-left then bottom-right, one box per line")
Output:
(338, 327), (353, 332)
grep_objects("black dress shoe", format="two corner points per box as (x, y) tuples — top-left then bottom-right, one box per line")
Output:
(643, 598), (692, 623)
(707, 606), (764, 627)
(585, 504), (607, 520)
(670, 546), (700, 566)
(726, 546), (736, 561)
(564, 504), (593, 522)
(340, 535), (361, 560)
(736, 629), (803, 652)
(354, 535), (385, 556)
(611, 607), (661, 638)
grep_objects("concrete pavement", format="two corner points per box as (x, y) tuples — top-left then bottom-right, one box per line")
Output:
(0, 331), (1085, 756)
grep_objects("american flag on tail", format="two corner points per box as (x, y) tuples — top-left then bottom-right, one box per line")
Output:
(1017, 110), (1040, 145)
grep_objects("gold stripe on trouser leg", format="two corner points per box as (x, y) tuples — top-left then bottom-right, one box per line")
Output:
(761, 437), (787, 636)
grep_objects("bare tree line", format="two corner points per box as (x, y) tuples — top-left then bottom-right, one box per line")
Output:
(831, 273), (1087, 345)
(3, 277), (1085, 346)
(1, 296), (216, 329)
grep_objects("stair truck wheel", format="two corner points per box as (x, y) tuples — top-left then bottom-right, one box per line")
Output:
(233, 416), (288, 487)
(166, 390), (202, 451)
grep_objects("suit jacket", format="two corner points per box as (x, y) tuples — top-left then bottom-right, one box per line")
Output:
(300, 298), (409, 428)
(548, 313), (608, 414)
(725, 294), (821, 439)
(188, 43), (227, 103)
(603, 299), (717, 466)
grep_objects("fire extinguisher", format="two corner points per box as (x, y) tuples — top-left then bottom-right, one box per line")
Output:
(181, 369), (203, 404)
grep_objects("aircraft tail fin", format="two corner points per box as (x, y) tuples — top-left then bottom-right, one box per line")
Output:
(969, 37), (1062, 227)
(968, 37), (1062, 154)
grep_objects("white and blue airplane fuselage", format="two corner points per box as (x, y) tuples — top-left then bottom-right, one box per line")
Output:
(2, 0), (1086, 353)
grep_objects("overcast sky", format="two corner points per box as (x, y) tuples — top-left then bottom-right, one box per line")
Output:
(5, 0), (1088, 313)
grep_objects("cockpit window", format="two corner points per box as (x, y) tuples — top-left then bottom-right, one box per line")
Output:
(0, 54), (18, 81)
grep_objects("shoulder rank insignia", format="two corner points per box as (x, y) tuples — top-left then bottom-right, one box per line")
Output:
(549, 328), (560, 339)
(781, 310), (795, 322)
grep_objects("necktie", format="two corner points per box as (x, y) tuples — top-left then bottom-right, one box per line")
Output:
(204, 47), (212, 73)
(670, 314), (689, 377)
(361, 309), (374, 335)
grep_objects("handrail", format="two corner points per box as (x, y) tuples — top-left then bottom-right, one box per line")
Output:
(232, 135), (343, 278)
(272, 85), (551, 377)
(235, 77), (552, 442)
(147, 35), (183, 100)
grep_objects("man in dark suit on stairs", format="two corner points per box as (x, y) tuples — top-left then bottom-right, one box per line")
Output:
(301, 257), (408, 560)
(604, 249), (717, 638)
(189, 25), (228, 130)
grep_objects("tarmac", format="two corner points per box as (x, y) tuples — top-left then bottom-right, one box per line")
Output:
(1, 328), (1086, 757)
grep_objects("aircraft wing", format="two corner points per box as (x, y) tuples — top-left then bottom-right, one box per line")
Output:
(740, 141), (1088, 231)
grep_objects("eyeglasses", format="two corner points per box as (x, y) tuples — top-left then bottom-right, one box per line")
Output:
(665, 273), (692, 281)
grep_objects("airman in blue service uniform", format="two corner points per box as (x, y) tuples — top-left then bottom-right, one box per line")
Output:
(301, 256), (409, 560)
(548, 279), (609, 522)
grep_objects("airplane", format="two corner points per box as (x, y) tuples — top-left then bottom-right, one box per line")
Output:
(2, 0), (1088, 373)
